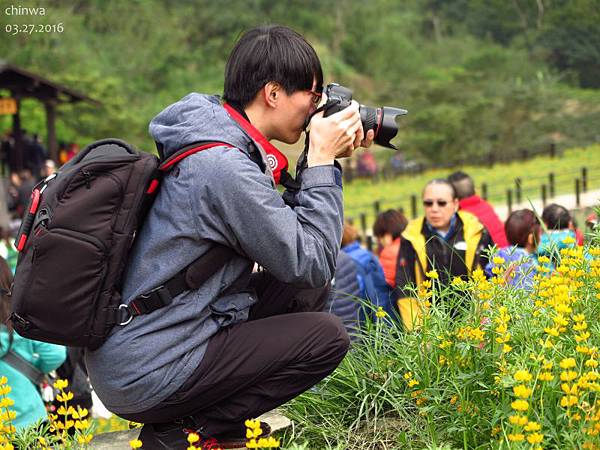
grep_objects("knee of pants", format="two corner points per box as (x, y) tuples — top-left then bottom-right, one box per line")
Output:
(312, 312), (351, 362)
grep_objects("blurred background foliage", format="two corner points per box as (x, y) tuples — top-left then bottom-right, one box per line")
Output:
(0, 0), (599, 164)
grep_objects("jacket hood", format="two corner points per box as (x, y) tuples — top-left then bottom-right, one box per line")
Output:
(149, 93), (251, 159)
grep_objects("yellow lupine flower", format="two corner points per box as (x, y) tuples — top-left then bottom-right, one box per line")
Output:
(55, 391), (74, 402)
(493, 256), (505, 265)
(375, 307), (387, 319)
(561, 371), (578, 382)
(586, 359), (599, 368)
(129, 439), (143, 449)
(560, 358), (577, 369)
(53, 379), (69, 390)
(524, 421), (541, 432)
(513, 384), (532, 398)
(77, 435), (93, 445)
(511, 399), (529, 411)
(425, 270), (438, 279)
(187, 433), (200, 444)
(514, 370), (533, 382)
(562, 383), (578, 395)
(561, 395), (578, 407)
(508, 433), (525, 442)
(576, 332), (591, 343)
(527, 432), (544, 444)
(544, 327), (560, 337)
(509, 414), (529, 426)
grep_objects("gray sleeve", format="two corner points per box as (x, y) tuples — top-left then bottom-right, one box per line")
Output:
(197, 151), (343, 288)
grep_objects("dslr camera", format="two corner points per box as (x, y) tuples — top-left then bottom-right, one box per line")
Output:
(323, 83), (407, 150)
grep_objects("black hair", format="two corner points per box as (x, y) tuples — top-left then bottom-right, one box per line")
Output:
(373, 209), (408, 240)
(223, 25), (323, 108)
(541, 203), (571, 230)
(447, 170), (475, 199)
(505, 209), (540, 248)
(423, 178), (457, 199)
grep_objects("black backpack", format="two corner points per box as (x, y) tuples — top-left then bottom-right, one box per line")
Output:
(10, 139), (236, 350)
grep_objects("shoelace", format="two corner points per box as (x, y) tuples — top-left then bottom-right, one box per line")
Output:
(201, 437), (221, 450)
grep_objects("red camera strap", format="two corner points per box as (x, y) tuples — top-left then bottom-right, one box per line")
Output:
(223, 103), (289, 185)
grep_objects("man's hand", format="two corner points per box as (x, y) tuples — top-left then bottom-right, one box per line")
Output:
(307, 99), (373, 167)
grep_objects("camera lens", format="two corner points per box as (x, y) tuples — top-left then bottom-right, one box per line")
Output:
(359, 106), (407, 150)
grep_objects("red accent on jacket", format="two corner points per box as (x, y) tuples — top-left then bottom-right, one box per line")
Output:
(223, 103), (289, 185)
(459, 195), (508, 248)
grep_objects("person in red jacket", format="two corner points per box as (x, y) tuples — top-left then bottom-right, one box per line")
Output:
(448, 171), (508, 248)
(373, 209), (408, 287)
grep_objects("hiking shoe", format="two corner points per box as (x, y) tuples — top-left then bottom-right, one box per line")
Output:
(138, 422), (188, 449)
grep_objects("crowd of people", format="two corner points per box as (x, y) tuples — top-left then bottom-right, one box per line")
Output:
(329, 170), (597, 335)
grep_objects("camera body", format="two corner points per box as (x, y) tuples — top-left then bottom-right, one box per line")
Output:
(323, 83), (407, 150)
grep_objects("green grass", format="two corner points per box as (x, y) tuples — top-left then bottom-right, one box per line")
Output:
(343, 144), (600, 226)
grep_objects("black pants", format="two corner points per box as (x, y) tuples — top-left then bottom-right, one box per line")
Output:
(119, 271), (350, 435)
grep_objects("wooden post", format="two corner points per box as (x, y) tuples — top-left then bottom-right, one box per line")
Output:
(515, 178), (522, 204)
(411, 194), (418, 219)
(374, 200), (381, 216)
(549, 143), (556, 158)
(45, 100), (58, 163)
(548, 173), (555, 198)
(11, 96), (23, 172)
(360, 213), (367, 238)
(507, 189), (513, 214)
(582, 167), (588, 193)
(575, 179), (581, 207)
(541, 184), (547, 208)
(481, 183), (488, 201)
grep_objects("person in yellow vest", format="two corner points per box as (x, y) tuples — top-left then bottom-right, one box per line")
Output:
(395, 179), (493, 329)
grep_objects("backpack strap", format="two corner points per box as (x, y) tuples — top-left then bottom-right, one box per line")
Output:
(116, 141), (238, 326)
(1, 349), (45, 385)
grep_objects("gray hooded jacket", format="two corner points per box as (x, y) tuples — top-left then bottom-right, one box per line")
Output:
(85, 94), (343, 414)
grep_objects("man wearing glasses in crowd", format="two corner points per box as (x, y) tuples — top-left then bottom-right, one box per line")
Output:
(394, 179), (492, 329)
(85, 25), (374, 448)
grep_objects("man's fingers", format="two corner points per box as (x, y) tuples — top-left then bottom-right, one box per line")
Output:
(331, 101), (360, 121)
(361, 129), (375, 148)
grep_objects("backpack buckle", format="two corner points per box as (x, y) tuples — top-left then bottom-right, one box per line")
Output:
(117, 304), (133, 326)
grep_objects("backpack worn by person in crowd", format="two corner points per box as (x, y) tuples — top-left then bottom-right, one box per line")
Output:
(10, 139), (237, 350)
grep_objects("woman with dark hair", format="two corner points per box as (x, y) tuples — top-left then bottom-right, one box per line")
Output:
(0, 256), (65, 430)
(485, 209), (541, 290)
(373, 209), (408, 287)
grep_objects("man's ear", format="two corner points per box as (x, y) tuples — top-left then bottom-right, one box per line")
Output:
(263, 82), (280, 108)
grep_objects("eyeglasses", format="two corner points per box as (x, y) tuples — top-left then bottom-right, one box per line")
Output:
(423, 199), (449, 208)
(305, 89), (322, 106)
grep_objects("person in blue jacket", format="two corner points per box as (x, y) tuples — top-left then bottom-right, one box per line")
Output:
(326, 251), (363, 339)
(0, 256), (66, 430)
(341, 221), (396, 319)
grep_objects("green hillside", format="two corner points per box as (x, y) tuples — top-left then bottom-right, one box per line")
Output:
(1, 0), (599, 167)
